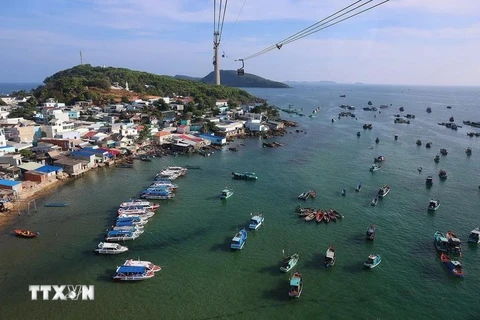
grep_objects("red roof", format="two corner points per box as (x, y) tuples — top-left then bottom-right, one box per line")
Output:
(83, 131), (98, 138)
(177, 134), (203, 143)
(155, 131), (171, 137)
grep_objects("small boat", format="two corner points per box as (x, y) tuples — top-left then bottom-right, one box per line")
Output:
(375, 137), (379, 144)
(340, 94), (346, 97)
(449, 116), (454, 122)
(426, 142), (432, 148)
(447, 106), (452, 109)
(426, 176), (433, 186)
(288, 272), (303, 298)
(304, 212), (316, 222)
(230, 228), (247, 250)
(324, 245), (336, 267)
(416, 140), (422, 146)
(399, 107), (404, 112)
(357, 131), (361, 137)
(95, 242), (128, 254)
(466, 147), (472, 155)
(298, 190), (316, 200)
(394, 134), (398, 140)
(120, 199), (159, 209)
(220, 188), (234, 199)
(112, 265), (155, 281)
(185, 165), (201, 169)
(440, 253), (464, 278)
(428, 199), (440, 211)
(364, 254), (382, 269)
(323, 213), (330, 223)
(370, 164), (381, 172)
(105, 230), (141, 241)
(315, 210), (324, 223)
(280, 252), (299, 272)
(434, 155), (440, 163)
(434, 231), (449, 253)
(417, 167), (423, 173)
(341, 189), (346, 196)
(355, 183), (362, 192)
(374, 155), (385, 163)
(44, 202), (68, 207)
(366, 225), (376, 241)
(327, 210), (337, 222)
(332, 210), (343, 219)
(426, 107), (432, 113)
(139, 155), (152, 162)
(123, 259), (161, 272)
(14, 229), (38, 238)
(377, 185), (390, 198)
(467, 228), (480, 243)
(371, 197), (378, 206)
(446, 231), (462, 255)
(438, 170), (447, 180)
(232, 172), (258, 180)
(440, 148), (448, 155)
(249, 213), (264, 230)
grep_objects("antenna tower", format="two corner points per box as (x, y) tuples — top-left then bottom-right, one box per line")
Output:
(80, 50), (83, 65)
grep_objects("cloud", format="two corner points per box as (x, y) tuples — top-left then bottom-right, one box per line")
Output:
(388, 0), (480, 15)
(371, 23), (480, 41)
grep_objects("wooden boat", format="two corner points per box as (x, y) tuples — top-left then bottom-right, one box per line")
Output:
(323, 213), (330, 223)
(434, 155), (440, 163)
(426, 142), (432, 148)
(440, 253), (464, 278)
(185, 165), (201, 169)
(364, 254), (382, 269)
(295, 205), (316, 214)
(325, 245), (336, 267)
(288, 272), (303, 298)
(44, 202), (68, 207)
(434, 231), (449, 253)
(426, 176), (433, 186)
(280, 252), (299, 272)
(332, 210), (343, 219)
(446, 231), (462, 255)
(438, 170), (447, 180)
(328, 210), (336, 222)
(440, 148), (448, 155)
(416, 140), (422, 146)
(304, 212), (316, 222)
(355, 182), (362, 192)
(466, 147), (472, 155)
(315, 211), (324, 223)
(14, 229), (38, 238)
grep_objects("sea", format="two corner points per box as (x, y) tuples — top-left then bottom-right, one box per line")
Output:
(0, 83), (479, 320)
(0, 83), (40, 95)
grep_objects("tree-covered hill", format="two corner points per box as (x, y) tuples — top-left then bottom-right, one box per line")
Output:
(200, 70), (290, 88)
(33, 65), (262, 105)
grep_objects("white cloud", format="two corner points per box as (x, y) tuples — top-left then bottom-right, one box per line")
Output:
(371, 23), (480, 40)
(388, 0), (480, 15)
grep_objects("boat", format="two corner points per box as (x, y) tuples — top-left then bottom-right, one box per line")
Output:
(426, 176), (433, 186)
(449, 116), (454, 122)
(375, 137), (379, 144)
(366, 225), (376, 241)
(418, 167), (423, 173)
(116, 163), (133, 168)
(426, 107), (432, 113)
(94, 242), (128, 254)
(304, 212), (316, 222)
(14, 229), (38, 238)
(327, 210), (336, 222)
(324, 245), (336, 267)
(467, 228), (480, 243)
(340, 94), (346, 97)
(298, 190), (316, 200)
(105, 230), (141, 241)
(371, 197), (378, 206)
(394, 134), (398, 140)
(440, 253), (464, 278)
(323, 213), (330, 223)
(434, 155), (440, 163)
(123, 259), (161, 272)
(230, 228), (247, 250)
(232, 172), (258, 180)
(120, 200), (159, 210)
(315, 210), (324, 223)
(288, 272), (303, 298)
(280, 252), (299, 272)
(426, 142), (432, 148)
(139, 155), (152, 162)
(355, 182), (362, 192)
(399, 107), (404, 112)
(185, 165), (201, 169)
(220, 188), (234, 199)
(377, 185), (390, 198)
(249, 213), (264, 230)
(438, 170), (447, 180)
(374, 155), (385, 162)
(446, 231), (462, 255)
(44, 202), (68, 207)
(364, 254), (382, 269)
(447, 106), (452, 109)
(416, 140), (422, 146)
(112, 265), (155, 281)
(118, 206), (153, 215)
(332, 210), (343, 219)
(433, 231), (449, 253)
(341, 189), (346, 196)
(357, 131), (361, 137)
(440, 148), (448, 155)
(370, 164), (381, 172)
(428, 199), (440, 211)
(466, 147), (472, 155)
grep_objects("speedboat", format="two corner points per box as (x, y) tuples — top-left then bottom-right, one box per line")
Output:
(112, 265), (155, 281)
(324, 245), (336, 267)
(468, 228), (480, 243)
(249, 214), (264, 230)
(14, 229), (38, 238)
(446, 231), (462, 255)
(433, 231), (449, 253)
(123, 259), (161, 272)
(288, 272), (303, 298)
(440, 253), (464, 278)
(428, 199), (440, 211)
(377, 185), (390, 198)
(280, 253), (299, 272)
(371, 197), (378, 206)
(426, 176), (433, 186)
(366, 225), (376, 241)
(364, 254), (382, 269)
(370, 164), (381, 172)
(95, 242), (128, 254)
(230, 228), (247, 250)
(220, 188), (234, 199)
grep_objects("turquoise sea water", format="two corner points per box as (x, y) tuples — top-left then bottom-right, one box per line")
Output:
(0, 84), (479, 319)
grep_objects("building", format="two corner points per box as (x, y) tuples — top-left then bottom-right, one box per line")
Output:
(69, 150), (96, 166)
(0, 179), (23, 195)
(215, 121), (245, 138)
(245, 119), (269, 132)
(0, 154), (22, 166)
(45, 119), (75, 138)
(199, 133), (226, 145)
(152, 131), (173, 145)
(38, 138), (74, 151)
(266, 121), (285, 130)
(10, 125), (42, 143)
(53, 157), (90, 176)
(177, 125), (190, 134)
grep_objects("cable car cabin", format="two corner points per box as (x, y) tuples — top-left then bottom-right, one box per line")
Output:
(237, 68), (244, 76)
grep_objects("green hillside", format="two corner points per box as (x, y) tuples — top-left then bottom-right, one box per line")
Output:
(200, 70), (290, 88)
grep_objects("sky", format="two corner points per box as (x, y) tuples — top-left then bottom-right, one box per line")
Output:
(1, 0), (479, 86)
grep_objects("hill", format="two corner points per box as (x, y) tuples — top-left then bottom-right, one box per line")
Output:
(200, 70), (290, 88)
(32, 65), (261, 105)
(174, 75), (202, 81)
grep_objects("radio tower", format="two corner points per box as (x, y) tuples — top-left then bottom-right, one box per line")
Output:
(80, 50), (83, 65)
(213, 0), (228, 85)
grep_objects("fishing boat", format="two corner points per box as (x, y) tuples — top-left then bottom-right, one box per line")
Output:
(230, 228), (247, 250)
(428, 199), (440, 211)
(446, 231), (462, 255)
(374, 155), (385, 162)
(438, 170), (447, 180)
(416, 140), (422, 146)
(370, 164), (381, 172)
(332, 210), (343, 219)
(371, 197), (378, 206)
(44, 202), (68, 207)
(440, 253), (464, 278)
(94, 242), (128, 254)
(357, 131), (361, 137)
(467, 228), (480, 243)
(14, 229), (38, 238)
(466, 147), (472, 155)
(185, 165), (201, 169)
(324, 245), (336, 267)
(315, 210), (324, 223)
(249, 213), (264, 230)
(298, 190), (316, 200)
(426, 176), (433, 186)
(220, 188), (234, 199)
(341, 189), (346, 196)
(377, 185), (390, 198)
(355, 183), (362, 192)
(304, 212), (316, 222)
(139, 155), (152, 162)
(288, 272), (303, 298)
(449, 116), (454, 122)
(426, 142), (432, 148)
(366, 225), (376, 241)
(327, 210), (337, 222)
(375, 137), (380, 144)
(433, 231), (449, 253)
(323, 213), (330, 223)
(440, 148), (448, 155)
(232, 172), (258, 180)
(364, 254), (382, 269)
(426, 107), (432, 113)
(280, 252), (299, 272)
(123, 259), (161, 272)
(112, 265), (155, 281)
(434, 155), (440, 163)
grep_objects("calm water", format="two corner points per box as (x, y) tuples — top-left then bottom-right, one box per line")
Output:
(1, 84), (480, 319)
(0, 83), (40, 95)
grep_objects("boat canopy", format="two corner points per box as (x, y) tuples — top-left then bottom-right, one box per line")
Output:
(326, 251), (335, 259)
(99, 242), (120, 248)
(439, 236), (448, 242)
(470, 230), (480, 235)
(290, 278), (301, 286)
(117, 266), (146, 273)
(107, 230), (134, 236)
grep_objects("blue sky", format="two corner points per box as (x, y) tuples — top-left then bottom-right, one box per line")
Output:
(1, 0), (479, 85)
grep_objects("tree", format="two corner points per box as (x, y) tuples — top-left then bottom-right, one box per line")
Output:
(121, 96), (130, 103)
(137, 124), (151, 142)
(0, 99), (6, 106)
(20, 149), (35, 159)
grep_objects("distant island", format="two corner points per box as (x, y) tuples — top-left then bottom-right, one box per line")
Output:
(175, 70), (290, 88)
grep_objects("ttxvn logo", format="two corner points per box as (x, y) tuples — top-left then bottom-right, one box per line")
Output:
(29, 285), (94, 300)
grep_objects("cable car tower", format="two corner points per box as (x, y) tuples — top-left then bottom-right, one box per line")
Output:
(213, 0), (228, 85)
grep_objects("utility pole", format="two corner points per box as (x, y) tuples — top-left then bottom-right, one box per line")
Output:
(213, 31), (220, 85)
(80, 50), (83, 65)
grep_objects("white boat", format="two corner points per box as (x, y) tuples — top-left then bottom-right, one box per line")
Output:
(105, 230), (142, 241)
(370, 164), (381, 172)
(249, 214), (264, 230)
(371, 197), (378, 206)
(428, 199), (440, 211)
(468, 228), (480, 243)
(117, 206), (153, 215)
(123, 259), (161, 272)
(120, 200), (160, 210)
(111, 225), (144, 231)
(112, 265), (155, 281)
(116, 216), (149, 225)
(377, 185), (390, 198)
(95, 242), (128, 254)
(364, 254), (382, 269)
(118, 211), (155, 219)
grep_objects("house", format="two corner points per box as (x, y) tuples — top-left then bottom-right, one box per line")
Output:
(199, 133), (226, 145)
(69, 150), (96, 166)
(53, 157), (90, 176)
(34, 165), (63, 180)
(0, 179), (23, 195)
(173, 134), (210, 149)
(170, 104), (184, 111)
(244, 113), (263, 121)
(153, 131), (173, 145)
(45, 119), (75, 138)
(177, 125), (190, 134)
(24, 171), (47, 183)
(79, 148), (110, 163)
(17, 162), (44, 173)
(267, 121), (285, 130)
(38, 138), (75, 151)
(215, 99), (229, 107)
(0, 154), (22, 166)
(10, 124), (42, 143)
(215, 121), (246, 138)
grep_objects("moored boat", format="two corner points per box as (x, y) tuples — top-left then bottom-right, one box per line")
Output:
(304, 212), (316, 222)
(249, 213), (264, 230)
(434, 231), (449, 253)
(426, 176), (433, 186)
(426, 142), (432, 148)
(371, 197), (378, 206)
(416, 140), (422, 146)
(374, 155), (385, 162)
(468, 228), (480, 243)
(288, 272), (303, 298)
(377, 185), (390, 198)
(446, 231), (462, 255)
(370, 164), (381, 172)
(440, 253), (464, 278)
(95, 242), (128, 254)
(355, 182), (362, 192)
(438, 170), (447, 180)
(112, 265), (155, 281)
(364, 254), (382, 269)
(324, 245), (336, 267)
(466, 147), (472, 155)
(123, 259), (161, 272)
(298, 190), (316, 200)
(14, 229), (38, 238)
(428, 199), (440, 211)
(44, 202), (68, 207)
(230, 228), (247, 250)
(440, 148), (448, 155)
(220, 188), (234, 199)
(120, 199), (160, 210)
(232, 172), (258, 180)
(105, 230), (141, 241)
(315, 210), (324, 223)
(280, 252), (299, 272)
(366, 225), (376, 241)
(434, 155), (440, 163)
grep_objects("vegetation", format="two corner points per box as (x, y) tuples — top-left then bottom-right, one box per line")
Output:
(200, 70), (290, 88)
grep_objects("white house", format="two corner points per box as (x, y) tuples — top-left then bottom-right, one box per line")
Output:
(244, 113), (263, 121)
(45, 119), (75, 138)
(215, 99), (228, 107)
(245, 119), (269, 132)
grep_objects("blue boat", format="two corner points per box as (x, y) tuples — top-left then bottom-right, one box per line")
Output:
(249, 214), (264, 230)
(433, 231), (449, 252)
(364, 254), (382, 269)
(441, 253), (464, 278)
(105, 230), (141, 241)
(113, 265), (155, 281)
(230, 228), (247, 249)
(288, 271), (303, 298)
(44, 203), (68, 207)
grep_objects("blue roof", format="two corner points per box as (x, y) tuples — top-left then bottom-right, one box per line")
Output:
(71, 150), (94, 158)
(117, 266), (146, 273)
(81, 148), (108, 154)
(117, 217), (140, 222)
(35, 165), (63, 173)
(0, 179), (21, 187)
(290, 277), (301, 286)
(107, 230), (133, 236)
(116, 221), (134, 226)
